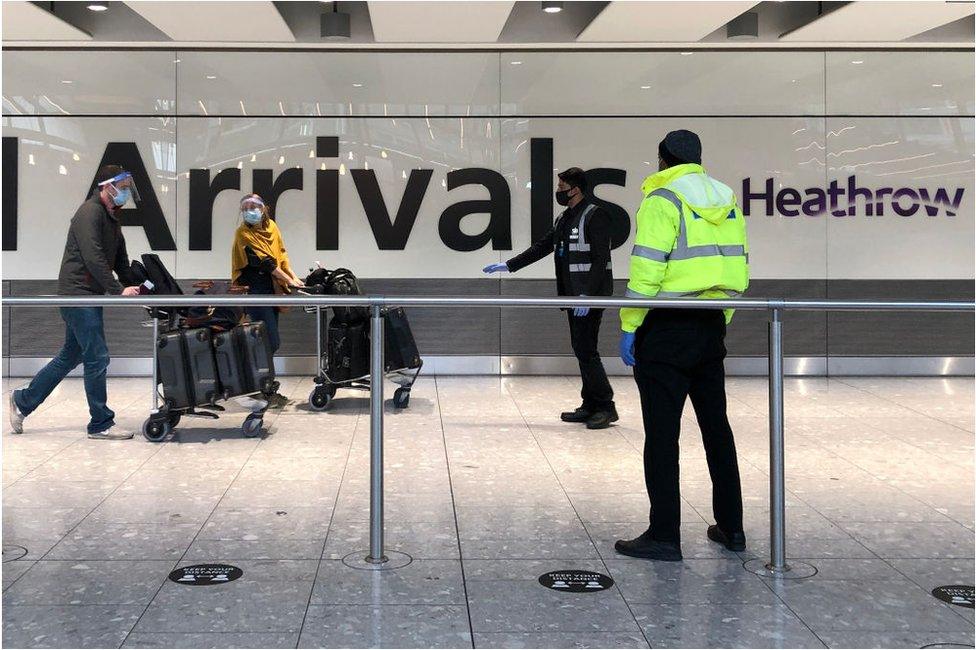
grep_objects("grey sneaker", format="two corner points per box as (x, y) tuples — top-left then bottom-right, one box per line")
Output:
(88, 425), (133, 441)
(8, 390), (25, 434)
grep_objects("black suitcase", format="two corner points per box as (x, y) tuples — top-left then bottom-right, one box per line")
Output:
(212, 322), (276, 397)
(184, 327), (220, 405)
(328, 322), (369, 382)
(383, 307), (421, 372)
(238, 321), (276, 394)
(156, 328), (219, 408)
(212, 328), (248, 399)
(156, 331), (192, 409)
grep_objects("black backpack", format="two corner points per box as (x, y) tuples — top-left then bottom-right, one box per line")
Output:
(303, 267), (368, 325)
(141, 254), (183, 296)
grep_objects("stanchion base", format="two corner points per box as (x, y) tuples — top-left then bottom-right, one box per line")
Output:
(342, 550), (412, 571)
(743, 558), (817, 579)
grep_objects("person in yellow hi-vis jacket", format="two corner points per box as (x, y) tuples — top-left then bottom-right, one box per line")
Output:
(614, 130), (750, 562)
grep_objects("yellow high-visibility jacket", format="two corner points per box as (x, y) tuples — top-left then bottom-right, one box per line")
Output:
(620, 163), (749, 333)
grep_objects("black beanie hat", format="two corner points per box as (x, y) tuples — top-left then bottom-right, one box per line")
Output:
(658, 129), (702, 166)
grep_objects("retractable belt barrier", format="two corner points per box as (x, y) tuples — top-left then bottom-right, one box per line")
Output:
(4, 293), (973, 574)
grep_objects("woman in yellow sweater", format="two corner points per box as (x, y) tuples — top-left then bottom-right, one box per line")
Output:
(231, 194), (304, 357)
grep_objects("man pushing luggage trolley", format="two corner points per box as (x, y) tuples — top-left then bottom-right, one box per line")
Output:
(8, 165), (143, 440)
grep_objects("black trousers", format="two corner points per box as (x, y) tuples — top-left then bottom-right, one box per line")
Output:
(567, 309), (614, 411)
(633, 309), (743, 543)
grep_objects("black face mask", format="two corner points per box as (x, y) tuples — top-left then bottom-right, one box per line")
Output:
(555, 188), (574, 206)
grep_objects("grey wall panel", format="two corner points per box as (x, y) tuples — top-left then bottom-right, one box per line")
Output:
(269, 279), (502, 356)
(8, 281), (152, 358)
(500, 279), (827, 358)
(358, 278), (501, 356)
(500, 279), (627, 356)
(827, 280), (975, 356)
(7, 279), (971, 360)
(726, 280), (828, 357)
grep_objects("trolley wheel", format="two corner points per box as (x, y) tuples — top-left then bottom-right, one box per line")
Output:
(393, 387), (410, 409)
(308, 386), (333, 411)
(142, 417), (171, 442)
(242, 413), (263, 438)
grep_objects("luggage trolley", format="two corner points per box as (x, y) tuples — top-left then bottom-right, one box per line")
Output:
(141, 311), (268, 441)
(301, 267), (422, 411)
(306, 304), (422, 411)
(133, 256), (279, 442)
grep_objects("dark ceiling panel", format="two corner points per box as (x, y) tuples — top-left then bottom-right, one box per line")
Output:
(498, 1), (609, 43)
(699, 1), (823, 42)
(30, 1), (171, 41)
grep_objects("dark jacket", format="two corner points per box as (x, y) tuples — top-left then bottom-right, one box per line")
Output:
(237, 246), (277, 295)
(57, 194), (130, 296)
(506, 199), (613, 297)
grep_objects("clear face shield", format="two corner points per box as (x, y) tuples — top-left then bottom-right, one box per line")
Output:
(240, 196), (265, 225)
(98, 171), (142, 208)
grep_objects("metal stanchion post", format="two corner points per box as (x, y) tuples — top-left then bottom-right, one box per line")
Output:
(151, 316), (159, 411)
(745, 307), (815, 578)
(316, 306), (322, 377)
(767, 307), (788, 574)
(366, 304), (387, 565)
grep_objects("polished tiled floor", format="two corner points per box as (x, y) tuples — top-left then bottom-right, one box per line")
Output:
(1, 375), (974, 649)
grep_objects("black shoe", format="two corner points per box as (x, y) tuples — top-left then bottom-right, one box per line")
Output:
(560, 407), (592, 423)
(266, 392), (289, 410)
(585, 406), (619, 430)
(707, 525), (746, 552)
(614, 529), (683, 561)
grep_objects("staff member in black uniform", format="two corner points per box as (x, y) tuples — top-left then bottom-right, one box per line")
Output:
(483, 167), (617, 429)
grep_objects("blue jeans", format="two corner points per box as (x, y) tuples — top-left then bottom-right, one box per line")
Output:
(15, 307), (115, 434)
(245, 305), (281, 354)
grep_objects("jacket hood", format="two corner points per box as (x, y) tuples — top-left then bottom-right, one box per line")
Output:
(641, 163), (737, 224)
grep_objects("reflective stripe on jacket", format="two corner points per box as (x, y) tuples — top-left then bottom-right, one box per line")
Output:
(620, 163), (749, 332)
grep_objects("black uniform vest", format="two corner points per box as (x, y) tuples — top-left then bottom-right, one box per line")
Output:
(557, 203), (612, 296)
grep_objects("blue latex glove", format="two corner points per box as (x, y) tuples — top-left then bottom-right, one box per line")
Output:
(483, 262), (508, 274)
(620, 331), (637, 367)
(573, 295), (590, 318)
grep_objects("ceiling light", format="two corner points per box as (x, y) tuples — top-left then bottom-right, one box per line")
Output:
(321, 1), (351, 38)
(851, 60), (863, 65)
(87, 3), (107, 11)
(542, 1), (563, 13)
(206, 75), (216, 80)
(510, 60), (523, 65)
(60, 80), (72, 84)
(680, 51), (693, 56)
(352, 83), (363, 88)
(932, 83), (943, 88)
(640, 85), (651, 90)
